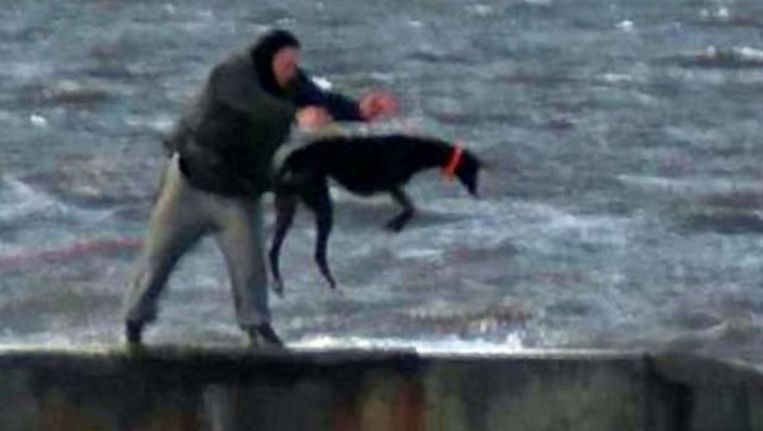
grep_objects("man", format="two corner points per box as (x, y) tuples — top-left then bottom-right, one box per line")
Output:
(122, 29), (396, 347)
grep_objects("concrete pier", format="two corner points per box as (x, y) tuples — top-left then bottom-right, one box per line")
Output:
(0, 346), (760, 430)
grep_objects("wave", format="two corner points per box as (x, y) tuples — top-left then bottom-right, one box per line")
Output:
(19, 80), (113, 108)
(676, 46), (763, 69)
(617, 173), (759, 195)
(659, 316), (763, 366)
(402, 303), (530, 334)
(19, 157), (150, 208)
(683, 210), (763, 235)
(696, 7), (762, 28)
(0, 176), (68, 222)
(0, 235), (142, 275)
(699, 190), (763, 209)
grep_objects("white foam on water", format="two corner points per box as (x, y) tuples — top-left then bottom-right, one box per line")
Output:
(733, 46), (763, 62)
(599, 73), (634, 84)
(328, 187), (393, 206)
(3, 61), (54, 81)
(406, 19), (425, 29)
(616, 20), (635, 32)
(395, 248), (443, 260)
(3, 176), (115, 224)
(617, 173), (761, 196)
(700, 7), (730, 20)
(124, 114), (174, 134)
(500, 201), (635, 251)
(0, 176), (119, 260)
(292, 333), (526, 354)
(0, 176), (68, 222)
(465, 4), (494, 17)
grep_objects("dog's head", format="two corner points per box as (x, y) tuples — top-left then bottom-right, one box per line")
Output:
(453, 149), (482, 197)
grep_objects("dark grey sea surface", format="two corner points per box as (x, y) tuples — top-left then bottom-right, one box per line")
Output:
(1, 0), (762, 364)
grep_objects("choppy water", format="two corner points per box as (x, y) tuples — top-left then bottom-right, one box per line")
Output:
(1, 0), (762, 364)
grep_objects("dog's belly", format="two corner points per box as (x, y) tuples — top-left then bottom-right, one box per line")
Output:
(337, 182), (384, 196)
(331, 174), (400, 196)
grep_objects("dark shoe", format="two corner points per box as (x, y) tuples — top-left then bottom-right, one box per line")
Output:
(246, 323), (284, 348)
(126, 321), (143, 345)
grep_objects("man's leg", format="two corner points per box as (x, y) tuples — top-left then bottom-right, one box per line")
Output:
(213, 196), (282, 347)
(122, 155), (207, 344)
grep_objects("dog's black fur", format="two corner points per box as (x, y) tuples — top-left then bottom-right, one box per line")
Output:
(269, 134), (482, 296)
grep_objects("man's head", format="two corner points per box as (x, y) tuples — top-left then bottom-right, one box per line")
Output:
(272, 46), (300, 88)
(250, 29), (301, 96)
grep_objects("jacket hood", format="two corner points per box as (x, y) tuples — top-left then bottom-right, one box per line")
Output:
(250, 29), (301, 98)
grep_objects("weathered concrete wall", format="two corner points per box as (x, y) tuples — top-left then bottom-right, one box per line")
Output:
(0, 347), (759, 431)
(650, 353), (763, 431)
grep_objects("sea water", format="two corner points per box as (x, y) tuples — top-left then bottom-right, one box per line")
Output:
(0, 0), (761, 365)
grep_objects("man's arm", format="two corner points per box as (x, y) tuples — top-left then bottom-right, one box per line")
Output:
(294, 70), (364, 121)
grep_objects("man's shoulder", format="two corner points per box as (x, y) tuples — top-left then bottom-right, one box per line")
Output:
(211, 51), (252, 78)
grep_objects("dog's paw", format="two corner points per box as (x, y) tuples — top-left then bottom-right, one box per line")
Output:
(272, 280), (285, 298)
(385, 219), (407, 233)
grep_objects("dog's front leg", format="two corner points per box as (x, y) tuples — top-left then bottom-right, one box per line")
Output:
(301, 181), (337, 289)
(385, 187), (415, 232)
(269, 192), (298, 297)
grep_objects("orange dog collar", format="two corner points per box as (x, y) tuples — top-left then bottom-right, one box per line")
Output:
(442, 144), (464, 180)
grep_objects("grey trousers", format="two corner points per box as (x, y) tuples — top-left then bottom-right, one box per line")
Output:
(123, 154), (270, 330)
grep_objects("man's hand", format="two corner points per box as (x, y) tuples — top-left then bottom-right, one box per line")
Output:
(359, 90), (398, 121)
(296, 106), (333, 131)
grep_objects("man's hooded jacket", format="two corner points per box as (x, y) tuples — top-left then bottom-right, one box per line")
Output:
(165, 30), (361, 197)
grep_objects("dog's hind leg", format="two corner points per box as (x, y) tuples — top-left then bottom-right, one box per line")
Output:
(268, 192), (298, 297)
(385, 187), (416, 232)
(300, 180), (337, 289)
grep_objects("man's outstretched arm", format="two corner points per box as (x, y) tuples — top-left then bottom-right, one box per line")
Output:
(294, 70), (397, 123)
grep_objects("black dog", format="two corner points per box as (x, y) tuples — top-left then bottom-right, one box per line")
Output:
(269, 134), (482, 296)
